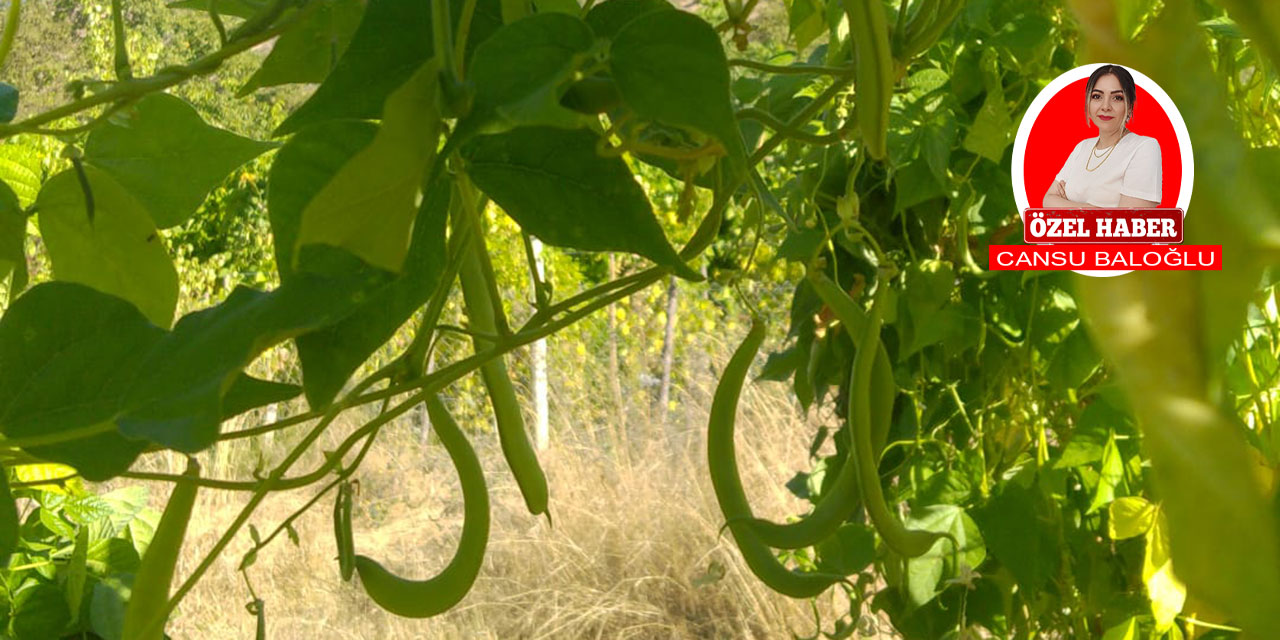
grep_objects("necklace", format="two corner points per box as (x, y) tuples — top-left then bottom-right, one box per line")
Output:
(1086, 131), (1127, 172)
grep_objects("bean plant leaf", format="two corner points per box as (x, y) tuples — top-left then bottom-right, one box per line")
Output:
(0, 179), (27, 302)
(1087, 430), (1124, 514)
(0, 142), (42, 207)
(974, 483), (1050, 593)
(815, 523), (876, 575)
(11, 582), (71, 640)
(534, 0), (579, 14)
(0, 83), (18, 123)
(119, 250), (392, 452)
(584, 0), (675, 41)
(66, 527), (89, 624)
(11, 463), (78, 493)
(786, 0), (826, 50)
(1046, 326), (1101, 391)
(961, 55), (1013, 163)
(268, 120), (379, 282)
(87, 537), (141, 575)
(0, 468), (17, 564)
(1101, 617), (1139, 640)
(610, 9), (747, 174)
(274, 0), (502, 135)
(296, 177), (449, 407)
(465, 12), (596, 132)
(1055, 400), (1125, 469)
(1108, 496), (1156, 540)
(463, 126), (699, 279)
(903, 504), (986, 607)
(1144, 513), (1186, 630)
(0, 283), (158, 479)
(166, 0), (265, 18)
(89, 580), (129, 640)
(221, 374), (303, 419)
(296, 60), (441, 274)
(83, 94), (275, 228)
(238, 0), (365, 95)
(36, 167), (179, 328)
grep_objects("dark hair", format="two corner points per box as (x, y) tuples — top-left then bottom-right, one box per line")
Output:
(1085, 64), (1137, 118)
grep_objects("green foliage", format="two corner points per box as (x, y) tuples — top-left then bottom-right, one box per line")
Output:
(82, 94), (275, 229)
(36, 167), (179, 327)
(0, 470), (157, 639)
(463, 126), (697, 279)
(0, 0), (1274, 637)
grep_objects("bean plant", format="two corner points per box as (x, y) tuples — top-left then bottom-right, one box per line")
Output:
(0, 0), (1276, 638)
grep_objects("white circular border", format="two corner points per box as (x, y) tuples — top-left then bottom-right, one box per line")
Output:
(1010, 63), (1194, 277)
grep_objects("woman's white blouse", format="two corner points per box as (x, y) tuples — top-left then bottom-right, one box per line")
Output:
(1054, 133), (1162, 207)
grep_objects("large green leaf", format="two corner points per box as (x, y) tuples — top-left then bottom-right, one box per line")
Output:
(462, 126), (698, 279)
(82, 94), (275, 228)
(118, 251), (391, 452)
(975, 483), (1053, 594)
(0, 179), (26, 302)
(36, 168), (179, 328)
(238, 0), (365, 95)
(465, 12), (597, 131)
(273, 0), (502, 135)
(903, 504), (986, 607)
(268, 120), (379, 281)
(295, 61), (441, 273)
(0, 283), (157, 480)
(609, 9), (746, 173)
(584, 0), (674, 40)
(296, 178), (449, 407)
(0, 142), (44, 207)
(11, 583), (71, 640)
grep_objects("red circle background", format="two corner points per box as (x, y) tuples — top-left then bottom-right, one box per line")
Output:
(1024, 78), (1182, 208)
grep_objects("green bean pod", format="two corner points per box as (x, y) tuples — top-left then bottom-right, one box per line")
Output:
(122, 458), (200, 640)
(746, 270), (898, 550)
(851, 278), (945, 558)
(457, 233), (548, 516)
(355, 395), (490, 618)
(903, 0), (964, 60)
(844, 0), (894, 160)
(807, 270), (895, 458)
(708, 320), (846, 598)
(334, 481), (355, 581)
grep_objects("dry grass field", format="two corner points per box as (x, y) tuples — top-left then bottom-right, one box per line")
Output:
(103, 359), (890, 639)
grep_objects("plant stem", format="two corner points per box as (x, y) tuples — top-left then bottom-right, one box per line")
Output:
(0, 0), (21, 72)
(0, 0), (299, 140)
(728, 59), (853, 76)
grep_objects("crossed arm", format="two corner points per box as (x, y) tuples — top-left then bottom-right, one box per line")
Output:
(1042, 180), (1159, 208)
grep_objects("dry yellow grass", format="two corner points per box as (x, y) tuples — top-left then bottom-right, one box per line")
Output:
(104, 373), (890, 637)
(107, 342), (890, 639)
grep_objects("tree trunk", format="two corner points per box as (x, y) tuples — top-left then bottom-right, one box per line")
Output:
(607, 255), (628, 458)
(657, 274), (679, 427)
(530, 238), (550, 451)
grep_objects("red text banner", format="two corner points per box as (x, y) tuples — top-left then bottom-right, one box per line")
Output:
(989, 244), (1221, 270)
(1022, 208), (1184, 244)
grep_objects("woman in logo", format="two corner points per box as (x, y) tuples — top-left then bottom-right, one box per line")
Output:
(1042, 64), (1161, 208)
